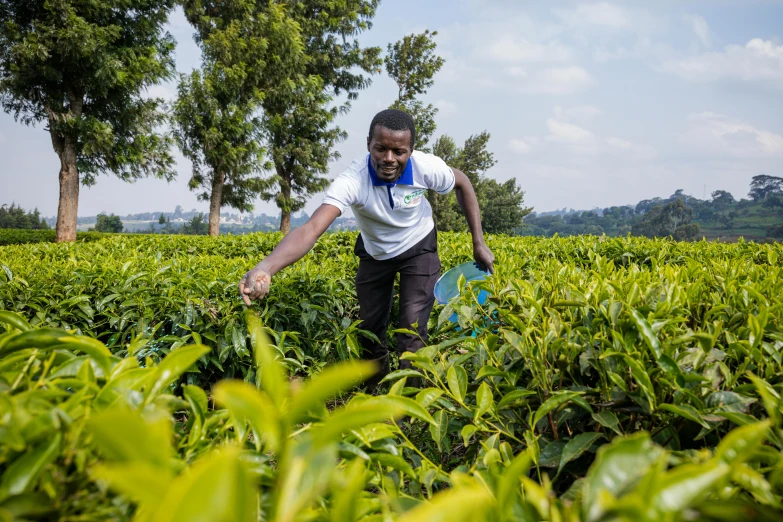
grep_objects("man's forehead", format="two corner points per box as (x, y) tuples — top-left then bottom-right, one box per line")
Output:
(370, 126), (411, 144)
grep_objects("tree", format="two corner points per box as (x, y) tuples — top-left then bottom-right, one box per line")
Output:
(479, 178), (532, 234)
(428, 135), (463, 231)
(385, 30), (445, 151)
(428, 132), (496, 232)
(176, 0), (304, 236)
(181, 213), (209, 235)
(762, 194), (783, 208)
(631, 200), (700, 240)
(429, 132), (530, 234)
(0, 0), (177, 242)
(158, 214), (166, 226)
(0, 203), (48, 229)
(259, 0), (382, 233)
(748, 175), (783, 201)
(711, 190), (736, 206)
(767, 224), (783, 240)
(93, 213), (123, 233)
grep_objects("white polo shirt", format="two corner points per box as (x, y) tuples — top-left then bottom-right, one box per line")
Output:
(323, 151), (456, 260)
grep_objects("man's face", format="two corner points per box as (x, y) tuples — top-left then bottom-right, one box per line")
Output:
(367, 125), (413, 183)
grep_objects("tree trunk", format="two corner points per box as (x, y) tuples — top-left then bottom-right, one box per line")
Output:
(209, 170), (225, 237)
(279, 173), (291, 234)
(53, 135), (79, 243)
(48, 90), (84, 243)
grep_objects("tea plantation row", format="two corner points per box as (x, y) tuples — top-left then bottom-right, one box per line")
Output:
(0, 232), (782, 521)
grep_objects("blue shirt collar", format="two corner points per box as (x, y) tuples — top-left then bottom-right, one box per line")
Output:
(367, 155), (413, 187)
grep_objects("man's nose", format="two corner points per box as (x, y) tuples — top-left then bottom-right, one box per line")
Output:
(383, 150), (394, 163)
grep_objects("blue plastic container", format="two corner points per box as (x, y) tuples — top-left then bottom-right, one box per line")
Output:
(434, 262), (490, 325)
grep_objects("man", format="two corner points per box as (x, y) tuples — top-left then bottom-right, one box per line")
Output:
(239, 109), (493, 387)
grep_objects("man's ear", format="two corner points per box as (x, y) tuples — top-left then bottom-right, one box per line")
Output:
(366, 136), (371, 151)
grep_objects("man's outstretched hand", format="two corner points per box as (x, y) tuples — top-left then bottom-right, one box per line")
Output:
(238, 267), (272, 305)
(473, 242), (495, 274)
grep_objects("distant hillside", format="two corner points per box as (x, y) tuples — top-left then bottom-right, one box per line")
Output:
(520, 176), (783, 242)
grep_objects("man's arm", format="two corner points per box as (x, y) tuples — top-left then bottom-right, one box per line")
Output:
(452, 168), (495, 273)
(239, 204), (341, 304)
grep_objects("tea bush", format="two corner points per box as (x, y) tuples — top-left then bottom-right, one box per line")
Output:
(1, 311), (782, 521)
(1, 233), (783, 520)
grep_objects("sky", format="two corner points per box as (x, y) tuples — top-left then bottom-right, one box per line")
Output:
(2, 0), (783, 218)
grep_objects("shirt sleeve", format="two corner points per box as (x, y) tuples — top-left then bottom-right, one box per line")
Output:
(420, 153), (456, 195)
(322, 169), (361, 214)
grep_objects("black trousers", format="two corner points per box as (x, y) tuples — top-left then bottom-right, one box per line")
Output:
(354, 227), (440, 373)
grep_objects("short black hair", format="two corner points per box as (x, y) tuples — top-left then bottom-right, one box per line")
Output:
(368, 109), (416, 149)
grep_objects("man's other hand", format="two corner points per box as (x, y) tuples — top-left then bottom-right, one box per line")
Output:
(474, 243), (495, 274)
(238, 267), (272, 305)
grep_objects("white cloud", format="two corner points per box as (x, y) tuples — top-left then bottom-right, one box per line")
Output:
(592, 36), (675, 64)
(546, 118), (595, 144)
(605, 137), (633, 149)
(508, 138), (536, 155)
(605, 137), (657, 159)
(524, 66), (594, 94)
(520, 109), (658, 159)
(553, 105), (602, 122)
(658, 39), (783, 89)
(508, 66), (528, 78)
(685, 14), (712, 48)
(435, 99), (458, 117)
(681, 112), (783, 157)
(481, 36), (572, 63)
(552, 2), (633, 30)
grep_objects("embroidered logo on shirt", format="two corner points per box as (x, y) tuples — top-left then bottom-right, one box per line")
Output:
(403, 189), (425, 206)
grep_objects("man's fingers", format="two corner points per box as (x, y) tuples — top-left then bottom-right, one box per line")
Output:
(239, 270), (272, 306)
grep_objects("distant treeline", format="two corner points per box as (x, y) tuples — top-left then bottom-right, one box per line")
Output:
(8, 176), (782, 241)
(520, 175), (783, 241)
(0, 204), (49, 230)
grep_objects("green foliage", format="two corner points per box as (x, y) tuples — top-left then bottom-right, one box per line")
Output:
(0, 229), (108, 246)
(176, 0), (305, 234)
(385, 31), (444, 151)
(0, 0), (177, 182)
(385, 30), (445, 103)
(768, 224), (783, 240)
(92, 213), (124, 233)
(0, 0), (177, 239)
(479, 178), (531, 234)
(429, 132), (531, 234)
(260, 0), (382, 232)
(0, 204), (48, 230)
(172, 68), (267, 217)
(3, 230), (783, 522)
(632, 199), (701, 239)
(748, 174), (783, 201)
(180, 213), (209, 235)
(0, 233), (364, 383)
(524, 183), (783, 241)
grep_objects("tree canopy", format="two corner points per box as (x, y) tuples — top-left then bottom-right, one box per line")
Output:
(0, 0), (177, 241)
(631, 199), (701, 240)
(748, 175), (783, 201)
(93, 213), (123, 233)
(385, 30), (444, 151)
(259, 0), (382, 233)
(429, 132), (531, 234)
(0, 204), (48, 230)
(176, 0), (304, 236)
